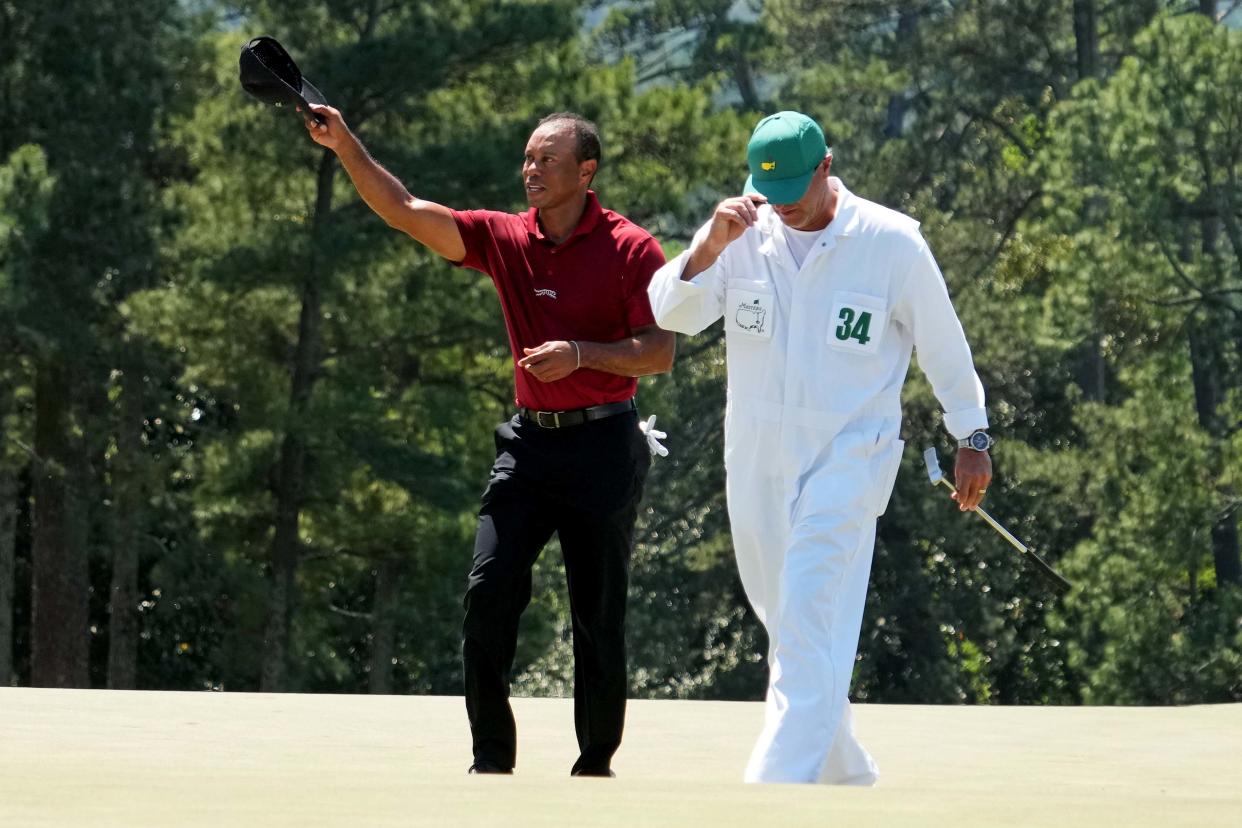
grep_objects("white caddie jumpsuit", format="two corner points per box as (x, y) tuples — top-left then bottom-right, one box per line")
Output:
(647, 179), (987, 784)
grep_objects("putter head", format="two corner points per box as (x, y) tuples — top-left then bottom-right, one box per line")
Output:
(923, 446), (944, 485)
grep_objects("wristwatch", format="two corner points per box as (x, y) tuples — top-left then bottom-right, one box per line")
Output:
(957, 429), (994, 452)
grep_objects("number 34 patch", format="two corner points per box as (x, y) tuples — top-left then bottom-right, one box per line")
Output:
(828, 291), (887, 355)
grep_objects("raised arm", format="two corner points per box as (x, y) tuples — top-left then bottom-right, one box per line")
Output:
(680, 194), (766, 281)
(647, 195), (765, 336)
(304, 104), (465, 262)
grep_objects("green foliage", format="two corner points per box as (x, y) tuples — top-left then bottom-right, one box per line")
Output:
(0, 145), (55, 356)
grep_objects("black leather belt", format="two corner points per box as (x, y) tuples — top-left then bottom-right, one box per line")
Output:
(519, 399), (636, 429)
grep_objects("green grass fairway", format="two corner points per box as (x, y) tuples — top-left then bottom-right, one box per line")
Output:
(1, 688), (1237, 826)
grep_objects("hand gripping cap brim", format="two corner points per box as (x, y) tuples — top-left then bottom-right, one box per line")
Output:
(239, 36), (327, 111)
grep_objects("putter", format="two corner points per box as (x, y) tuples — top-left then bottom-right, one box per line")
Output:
(923, 447), (1071, 594)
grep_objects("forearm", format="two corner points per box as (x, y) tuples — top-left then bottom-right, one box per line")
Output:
(333, 132), (464, 260)
(680, 194), (760, 280)
(577, 328), (675, 377)
(335, 133), (415, 229)
(304, 105), (463, 259)
(681, 238), (726, 282)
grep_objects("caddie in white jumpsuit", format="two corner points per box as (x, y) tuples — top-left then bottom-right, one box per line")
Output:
(647, 112), (994, 785)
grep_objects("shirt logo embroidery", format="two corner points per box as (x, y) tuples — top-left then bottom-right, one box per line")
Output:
(725, 287), (774, 340)
(761, 161), (776, 171)
(534, 288), (558, 299)
(735, 299), (767, 333)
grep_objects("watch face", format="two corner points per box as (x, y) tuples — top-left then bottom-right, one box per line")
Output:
(970, 431), (991, 451)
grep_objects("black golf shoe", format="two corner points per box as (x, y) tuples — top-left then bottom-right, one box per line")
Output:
(468, 760), (513, 775)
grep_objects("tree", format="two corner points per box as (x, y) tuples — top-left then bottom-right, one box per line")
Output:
(594, 0), (770, 109)
(1031, 11), (1242, 701)
(0, 0), (192, 688)
(0, 143), (54, 686)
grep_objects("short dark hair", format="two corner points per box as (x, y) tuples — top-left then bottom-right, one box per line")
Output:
(537, 111), (601, 167)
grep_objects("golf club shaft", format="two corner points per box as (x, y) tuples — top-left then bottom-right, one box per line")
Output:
(935, 479), (1023, 550)
(935, 478), (1070, 593)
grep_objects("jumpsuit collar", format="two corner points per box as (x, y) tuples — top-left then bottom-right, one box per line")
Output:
(759, 178), (859, 267)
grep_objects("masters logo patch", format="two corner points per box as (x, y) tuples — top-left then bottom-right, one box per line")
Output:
(724, 285), (774, 340)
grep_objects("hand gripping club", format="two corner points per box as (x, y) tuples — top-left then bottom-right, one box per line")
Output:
(923, 447), (1071, 594)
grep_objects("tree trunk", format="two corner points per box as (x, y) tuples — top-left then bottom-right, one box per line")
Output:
(369, 557), (400, 695)
(731, 51), (761, 112)
(260, 380), (312, 693)
(260, 151), (337, 692)
(1209, 520), (1241, 586)
(0, 468), (15, 686)
(1187, 206), (1241, 586)
(883, 5), (920, 139)
(107, 361), (145, 689)
(1078, 338), (1107, 401)
(1073, 0), (1098, 81)
(1073, 0), (1105, 399)
(1071, 0), (1105, 402)
(1188, 325), (1241, 585)
(0, 375), (14, 686)
(30, 359), (90, 688)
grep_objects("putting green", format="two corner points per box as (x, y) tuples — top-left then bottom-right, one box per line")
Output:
(1, 688), (1237, 826)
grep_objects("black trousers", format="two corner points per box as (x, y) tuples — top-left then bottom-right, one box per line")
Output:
(463, 410), (650, 773)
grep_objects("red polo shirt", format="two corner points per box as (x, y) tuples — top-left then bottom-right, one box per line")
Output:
(452, 191), (665, 411)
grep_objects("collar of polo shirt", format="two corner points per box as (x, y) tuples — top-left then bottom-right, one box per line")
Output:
(525, 190), (604, 243)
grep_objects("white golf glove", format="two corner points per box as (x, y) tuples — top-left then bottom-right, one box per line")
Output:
(639, 414), (669, 458)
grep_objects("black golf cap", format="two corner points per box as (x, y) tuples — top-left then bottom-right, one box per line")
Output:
(239, 36), (327, 123)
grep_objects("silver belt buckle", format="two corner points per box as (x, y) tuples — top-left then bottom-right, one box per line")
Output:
(536, 410), (561, 428)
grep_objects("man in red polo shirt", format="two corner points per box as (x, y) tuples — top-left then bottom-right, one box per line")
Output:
(304, 105), (673, 777)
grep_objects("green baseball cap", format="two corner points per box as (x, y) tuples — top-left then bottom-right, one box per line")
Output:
(743, 111), (828, 205)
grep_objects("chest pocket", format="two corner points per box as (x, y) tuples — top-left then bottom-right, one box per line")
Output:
(827, 291), (888, 356)
(725, 280), (775, 340)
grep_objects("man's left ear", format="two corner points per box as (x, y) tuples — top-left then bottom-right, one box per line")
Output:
(580, 159), (598, 184)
